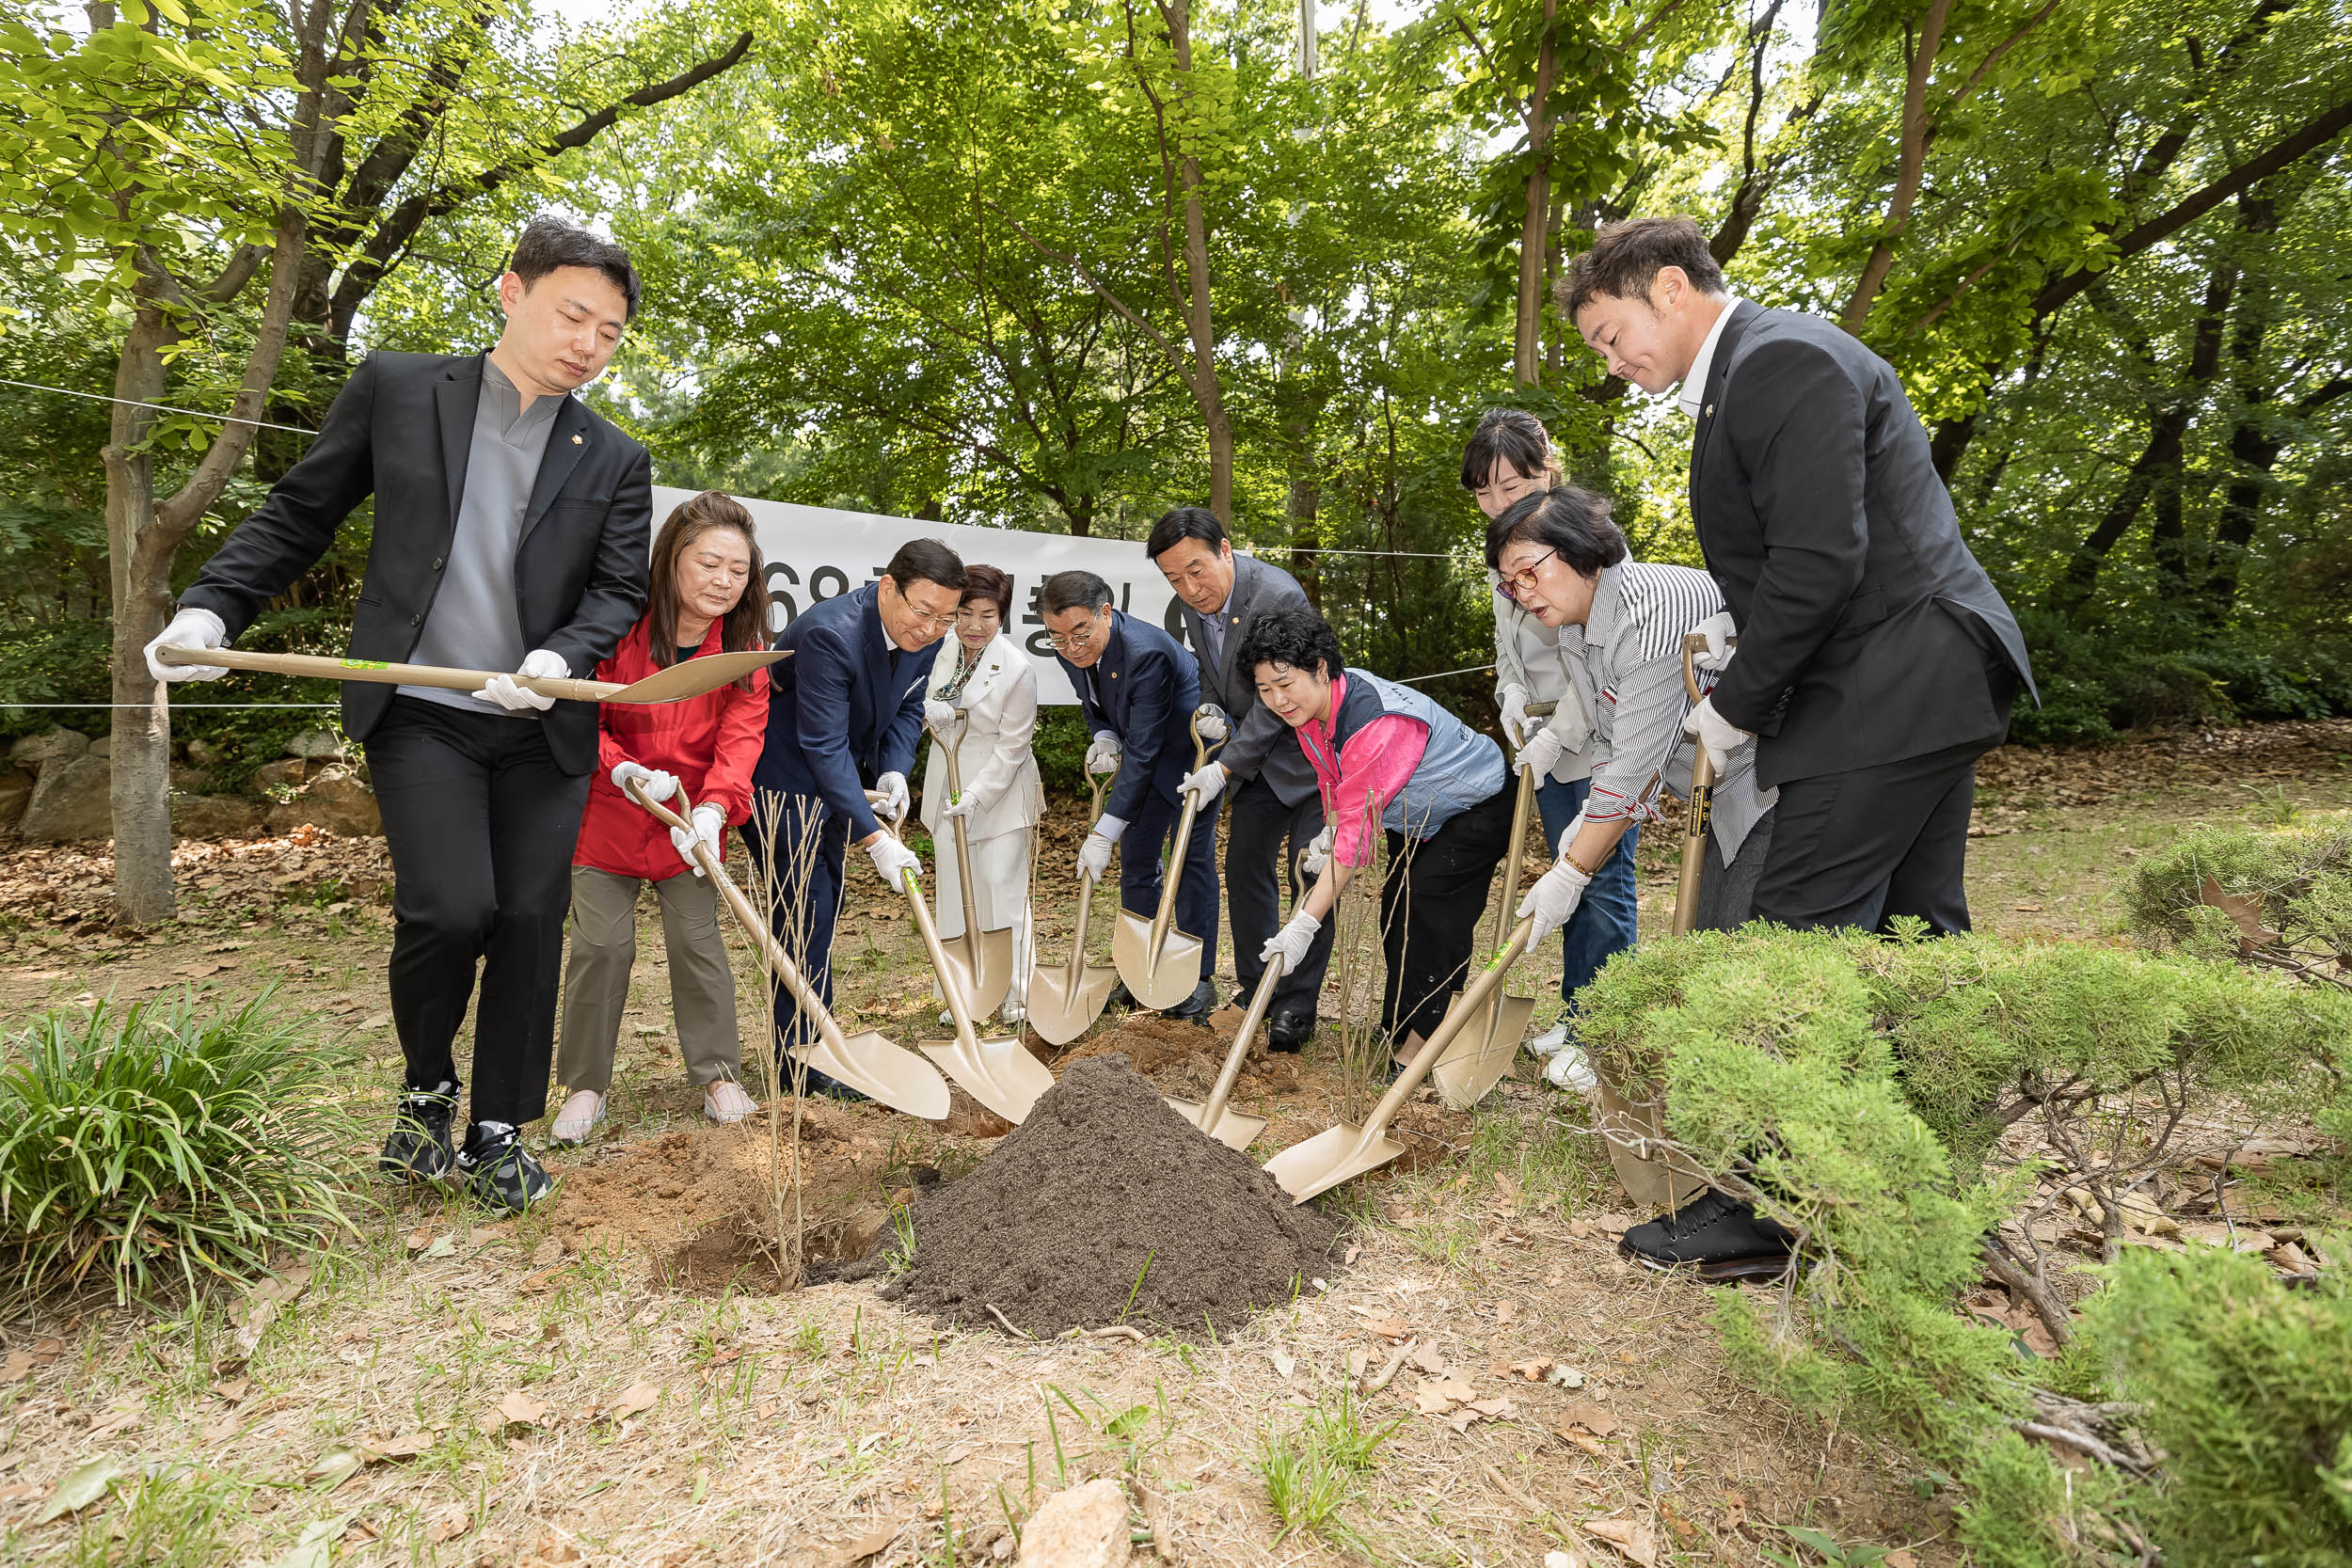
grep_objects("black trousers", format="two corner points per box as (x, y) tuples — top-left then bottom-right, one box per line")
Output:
(1225, 775), (1333, 1017)
(740, 786), (851, 1055)
(1381, 783), (1516, 1043)
(366, 697), (592, 1126)
(1751, 743), (1981, 935)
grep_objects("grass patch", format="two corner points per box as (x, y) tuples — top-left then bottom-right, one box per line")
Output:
(1252, 1385), (1399, 1554)
(0, 989), (361, 1307)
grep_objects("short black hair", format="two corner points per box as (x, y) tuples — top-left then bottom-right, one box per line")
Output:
(1460, 408), (1555, 493)
(1235, 604), (1343, 683)
(1485, 486), (1629, 578)
(884, 538), (967, 594)
(1558, 216), (1725, 321)
(1145, 506), (1228, 562)
(1040, 569), (1113, 618)
(508, 215), (643, 322)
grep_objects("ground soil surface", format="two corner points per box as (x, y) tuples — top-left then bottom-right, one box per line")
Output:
(0, 721), (2343, 1565)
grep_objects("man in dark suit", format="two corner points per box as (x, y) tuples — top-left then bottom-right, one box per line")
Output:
(1147, 507), (1326, 1048)
(144, 216), (654, 1212)
(1041, 569), (1218, 1022)
(1566, 216), (2034, 939)
(749, 540), (963, 1091)
(1562, 215), (2036, 1281)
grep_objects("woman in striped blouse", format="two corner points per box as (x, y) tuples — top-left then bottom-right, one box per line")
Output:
(1486, 485), (1775, 949)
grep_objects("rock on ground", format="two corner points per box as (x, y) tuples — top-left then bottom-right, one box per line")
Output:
(265, 766), (380, 836)
(1016, 1479), (1132, 1568)
(19, 754), (112, 842)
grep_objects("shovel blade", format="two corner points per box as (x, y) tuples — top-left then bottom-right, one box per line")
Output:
(1165, 1096), (1269, 1153)
(1262, 1122), (1406, 1204)
(1428, 991), (1540, 1111)
(1111, 911), (1202, 1011)
(934, 927), (1017, 1022)
(1026, 959), (1120, 1047)
(606, 648), (789, 704)
(920, 1035), (1057, 1125)
(787, 1031), (953, 1121)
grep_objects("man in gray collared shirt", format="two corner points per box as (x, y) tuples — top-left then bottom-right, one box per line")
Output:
(400, 356), (558, 714)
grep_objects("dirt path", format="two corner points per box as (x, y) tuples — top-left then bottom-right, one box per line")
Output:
(0, 721), (2344, 1564)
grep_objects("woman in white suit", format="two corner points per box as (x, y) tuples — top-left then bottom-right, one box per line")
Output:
(918, 564), (1045, 1024)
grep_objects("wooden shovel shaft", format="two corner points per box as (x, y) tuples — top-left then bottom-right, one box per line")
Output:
(1478, 699), (1555, 1037)
(1148, 710), (1223, 957)
(1362, 921), (1533, 1144)
(869, 799), (994, 1056)
(941, 715), (988, 973)
(157, 644), (629, 703)
(1198, 954), (1286, 1133)
(1057, 765), (1117, 990)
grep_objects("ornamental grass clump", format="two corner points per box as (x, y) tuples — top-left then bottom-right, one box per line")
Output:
(0, 990), (360, 1306)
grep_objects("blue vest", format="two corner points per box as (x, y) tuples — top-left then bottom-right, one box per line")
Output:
(1322, 669), (1505, 838)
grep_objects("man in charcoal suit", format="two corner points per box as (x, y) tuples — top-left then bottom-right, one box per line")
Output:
(1147, 506), (1327, 1049)
(145, 216), (654, 1212)
(1564, 215), (2036, 1279)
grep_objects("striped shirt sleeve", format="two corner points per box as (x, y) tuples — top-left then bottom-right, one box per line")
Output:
(1586, 564), (1723, 825)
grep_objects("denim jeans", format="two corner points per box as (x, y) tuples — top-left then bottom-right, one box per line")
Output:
(1534, 775), (1641, 1013)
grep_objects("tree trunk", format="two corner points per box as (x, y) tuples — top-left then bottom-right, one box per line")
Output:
(1161, 0), (1232, 522)
(103, 301), (176, 925)
(1513, 0), (1558, 385)
(1840, 0), (1953, 332)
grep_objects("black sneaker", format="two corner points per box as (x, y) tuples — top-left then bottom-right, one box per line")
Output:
(1267, 1010), (1316, 1053)
(377, 1083), (458, 1183)
(1163, 979), (1216, 1026)
(1617, 1188), (1796, 1282)
(457, 1121), (552, 1213)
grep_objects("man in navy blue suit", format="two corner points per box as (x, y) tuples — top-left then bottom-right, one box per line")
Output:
(751, 539), (965, 1089)
(1040, 569), (1218, 1022)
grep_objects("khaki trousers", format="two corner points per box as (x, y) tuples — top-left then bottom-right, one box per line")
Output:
(557, 866), (741, 1095)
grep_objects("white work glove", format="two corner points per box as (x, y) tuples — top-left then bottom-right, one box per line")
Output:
(1683, 695), (1753, 778)
(1518, 852), (1594, 948)
(1260, 908), (1321, 973)
(1298, 825), (1334, 879)
(1497, 682), (1533, 747)
(873, 770), (911, 823)
(671, 802), (723, 876)
(923, 698), (958, 735)
(612, 760), (678, 803)
(144, 606), (230, 682)
(1515, 726), (1566, 779)
(1180, 762), (1228, 806)
(476, 648), (567, 712)
(1689, 610), (1738, 672)
(866, 833), (922, 889)
(1078, 815), (1125, 881)
(1195, 705), (1230, 743)
(1085, 730), (1122, 775)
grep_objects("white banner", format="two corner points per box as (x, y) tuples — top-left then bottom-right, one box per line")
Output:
(654, 485), (1183, 705)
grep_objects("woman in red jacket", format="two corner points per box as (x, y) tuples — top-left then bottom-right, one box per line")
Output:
(552, 491), (771, 1144)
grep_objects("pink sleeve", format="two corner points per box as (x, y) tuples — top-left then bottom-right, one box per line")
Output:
(1328, 715), (1429, 868)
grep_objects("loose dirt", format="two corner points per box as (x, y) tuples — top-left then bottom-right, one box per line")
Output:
(882, 1054), (1346, 1338)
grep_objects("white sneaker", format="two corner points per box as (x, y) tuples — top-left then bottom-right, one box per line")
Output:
(704, 1082), (758, 1125)
(1000, 1001), (1027, 1027)
(1525, 1023), (1570, 1060)
(1545, 1046), (1598, 1093)
(550, 1090), (605, 1146)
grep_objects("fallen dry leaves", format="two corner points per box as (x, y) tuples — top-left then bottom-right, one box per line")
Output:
(0, 824), (390, 931)
(1581, 1515), (1660, 1566)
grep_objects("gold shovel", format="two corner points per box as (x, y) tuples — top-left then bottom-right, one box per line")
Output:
(1427, 699), (1555, 1110)
(930, 713), (1016, 1021)
(871, 797), (1056, 1124)
(1674, 632), (1721, 939)
(1026, 767), (1123, 1047)
(155, 644), (787, 703)
(623, 778), (950, 1121)
(1262, 919), (1535, 1203)
(1164, 953), (1285, 1152)
(1111, 708), (1224, 1011)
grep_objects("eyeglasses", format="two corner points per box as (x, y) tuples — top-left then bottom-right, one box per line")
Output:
(1045, 618), (1104, 654)
(904, 607), (960, 629)
(1496, 548), (1556, 602)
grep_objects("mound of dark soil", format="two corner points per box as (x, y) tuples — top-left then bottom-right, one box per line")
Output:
(882, 1054), (1344, 1338)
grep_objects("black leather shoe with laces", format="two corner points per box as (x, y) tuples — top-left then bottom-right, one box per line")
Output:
(1267, 1010), (1316, 1053)
(1617, 1188), (1797, 1282)
(377, 1084), (458, 1183)
(1162, 979), (1216, 1025)
(457, 1121), (552, 1213)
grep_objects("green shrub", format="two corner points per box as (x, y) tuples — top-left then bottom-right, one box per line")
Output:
(2127, 815), (2352, 988)
(0, 990), (361, 1306)
(2077, 1243), (2352, 1566)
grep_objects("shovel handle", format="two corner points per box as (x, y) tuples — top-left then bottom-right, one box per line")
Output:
(1200, 953), (1285, 1133)
(1675, 635), (1720, 939)
(1149, 707), (1228, 953)
(154, 643), (629, 703)
(1369, 921), (1533, 1136)
(867, 806), (993, 1055)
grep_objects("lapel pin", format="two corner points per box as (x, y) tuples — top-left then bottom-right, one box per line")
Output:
(571, 433), (583, 445)
(1704, 404), (1714, 418)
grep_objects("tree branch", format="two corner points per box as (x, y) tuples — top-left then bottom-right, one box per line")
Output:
(986, 202), (1194, 391)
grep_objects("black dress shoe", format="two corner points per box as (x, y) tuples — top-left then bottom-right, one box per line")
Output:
(1104, 981), (1137, 1011)
(1616, 1188), (1796, 1282)
(456, 1121), (552, 1213)
(1162, 979), (1216, 1025)
(1267, 1010), (1316, 1053)
(377, 1083), (458, 1183)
